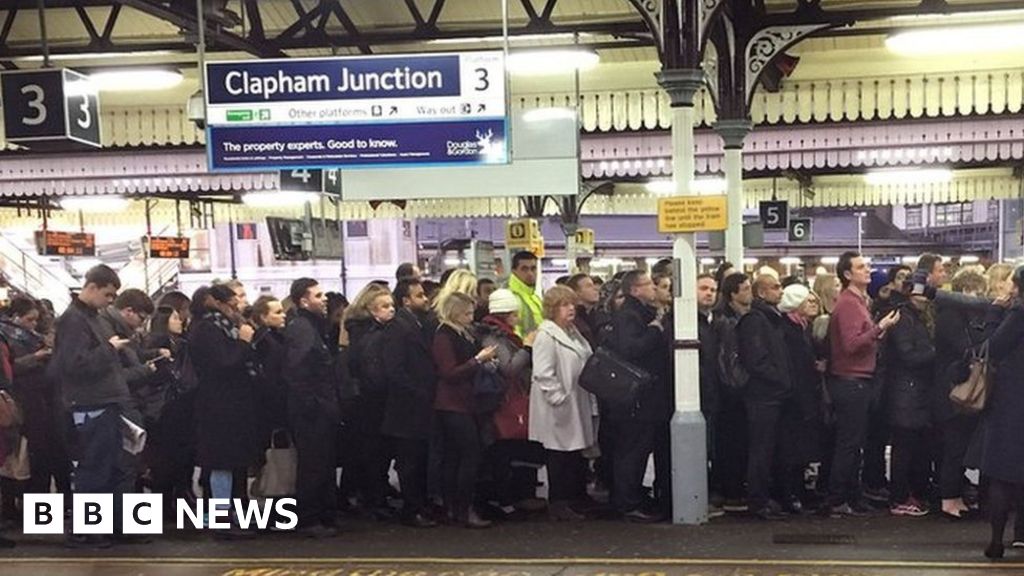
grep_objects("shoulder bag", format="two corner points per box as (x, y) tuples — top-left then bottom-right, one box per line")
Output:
(949, 342), (992, 414)
(579, 346), (653, 409)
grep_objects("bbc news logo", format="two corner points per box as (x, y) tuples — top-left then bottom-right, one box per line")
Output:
(24, 494), (298, 534)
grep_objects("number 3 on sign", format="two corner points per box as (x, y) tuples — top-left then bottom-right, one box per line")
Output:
(21, 84), (47, 126)
(76, 94), (92, 129)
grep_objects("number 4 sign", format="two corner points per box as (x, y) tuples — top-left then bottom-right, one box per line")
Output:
(279, 169), (323, 193)
(1, 68), (100, 148)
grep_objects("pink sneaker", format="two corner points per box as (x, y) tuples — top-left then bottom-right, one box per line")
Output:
(890, 501), (929, 517)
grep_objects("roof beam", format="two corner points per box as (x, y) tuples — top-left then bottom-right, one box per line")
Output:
(279, 20), (651, 49)
(762, 0), (1024, 26)
(73, 6), (103, 45)
(426, 0), (446, 28)
(404, 0), (428, 30)
(100, 5), (121, 43)
(114, 0), (285, 57)
(243, 0), (264, 42)
(327, 1), (372, 55)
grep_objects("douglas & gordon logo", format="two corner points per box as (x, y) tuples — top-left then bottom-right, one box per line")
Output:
(24, 494), (298, 534)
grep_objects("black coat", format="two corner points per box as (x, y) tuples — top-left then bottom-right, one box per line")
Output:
(284, 309), (340, 422)
(190, 312), (260, 469)
(979, 305), (1024, 484)
(712, 304), (746, 396)
(781, 316), (822, 421)
(381, 308), (437, 440)
(737, 299), (792, 403)
(698, 309), (720, 418)
(933, 302), (986, 423)
(346, 316), (389, 398)
(605, 296), (671, 422)
(50, 299), (130, 412)
(781, 316), (825, 464)
(253, 327), (288, 435)
(885, 303), (935, 430)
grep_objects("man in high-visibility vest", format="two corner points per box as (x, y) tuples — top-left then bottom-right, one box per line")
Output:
(506, 251), (542, 338)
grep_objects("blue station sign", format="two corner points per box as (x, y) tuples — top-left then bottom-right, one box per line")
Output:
(204, 52), (507, 171)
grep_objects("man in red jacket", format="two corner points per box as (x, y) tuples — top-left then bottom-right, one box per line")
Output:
(825, 252), (900, 517)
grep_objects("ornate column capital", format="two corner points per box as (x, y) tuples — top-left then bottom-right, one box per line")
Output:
(656, 68), (705, 108)
(714, 119), (754, 149)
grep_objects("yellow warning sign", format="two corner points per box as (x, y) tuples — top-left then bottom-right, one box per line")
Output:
(505, 218), (541, 249)
(657, 195), (728, 233)
(574, 228), (595, 256)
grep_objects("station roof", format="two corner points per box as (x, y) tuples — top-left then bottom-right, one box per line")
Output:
(2, 1), (1024, 211)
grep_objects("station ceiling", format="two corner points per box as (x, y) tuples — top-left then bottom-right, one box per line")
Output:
(2, 1), (1024, 210)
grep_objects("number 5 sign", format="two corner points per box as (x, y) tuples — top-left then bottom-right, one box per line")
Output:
(759, 200), (789, 230)
(1, 68), (101, 148)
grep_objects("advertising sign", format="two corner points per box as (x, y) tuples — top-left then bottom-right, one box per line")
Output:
(205, 52), (507, 171)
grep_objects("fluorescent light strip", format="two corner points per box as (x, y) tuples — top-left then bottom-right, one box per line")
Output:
(88, 69), (184, 92)
(16, 50), (177, 62)
(506, 48), (600, 76)
(864, 168), (952, 186)
(522, 107), (577, 123)
(887, 23), (1024, 55)
(646, 178), (728, 195)
(243, 191), (318, 208)
(59, 196), (129, 213)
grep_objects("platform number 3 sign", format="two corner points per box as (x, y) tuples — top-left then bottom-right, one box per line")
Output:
(0, 68), (100, 148)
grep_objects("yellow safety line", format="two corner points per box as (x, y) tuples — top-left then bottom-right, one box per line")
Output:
(4, 557), (1024, 569)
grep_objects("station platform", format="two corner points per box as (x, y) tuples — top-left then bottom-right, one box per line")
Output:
(4, 513), (1022, 576)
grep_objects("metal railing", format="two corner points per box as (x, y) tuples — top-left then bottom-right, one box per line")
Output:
(0, 234), (77, 312)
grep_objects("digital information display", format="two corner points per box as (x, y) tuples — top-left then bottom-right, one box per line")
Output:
(148, 236), (190, 259)
(35, 231), (96, 257)
(204, 52), (507, 171)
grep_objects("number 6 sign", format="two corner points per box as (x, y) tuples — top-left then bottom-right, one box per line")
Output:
(1, 68), (101, 148)
(789, 218), (812, 242)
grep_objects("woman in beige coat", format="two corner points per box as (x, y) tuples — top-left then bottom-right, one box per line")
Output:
(529, 285), (595, 520)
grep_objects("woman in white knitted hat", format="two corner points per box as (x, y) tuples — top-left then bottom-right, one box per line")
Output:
(778, 283), (826, 513)
(475, 288), (539, 513)
(529, 285), (595, 521)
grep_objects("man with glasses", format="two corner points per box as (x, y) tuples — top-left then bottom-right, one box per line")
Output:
(606, 270), (670, 523)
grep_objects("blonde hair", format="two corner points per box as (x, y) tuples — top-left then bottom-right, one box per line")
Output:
(952, 268), (987, 296)
(437, 292), (475, 335)
(344, 283), (392, 323)
(813, 273), (840, 314)
(987, 263), (1014, 299)
(542, 285), (578, 321)
(433, 269), (478, 311)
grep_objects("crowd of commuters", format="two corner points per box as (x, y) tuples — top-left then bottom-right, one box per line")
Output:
(0, 251), (1023, 559)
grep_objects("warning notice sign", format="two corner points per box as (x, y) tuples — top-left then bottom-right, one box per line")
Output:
(657, 195), (728, 233)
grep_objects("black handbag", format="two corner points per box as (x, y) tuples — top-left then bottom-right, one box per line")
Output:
(579, 346), (653, 409)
